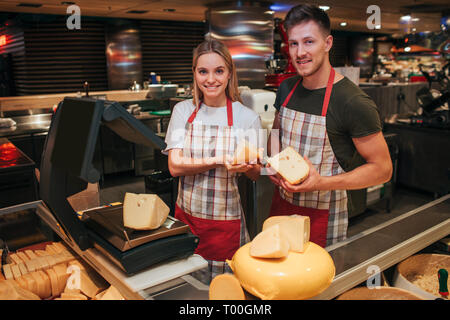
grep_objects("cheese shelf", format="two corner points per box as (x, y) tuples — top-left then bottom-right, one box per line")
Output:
(1, 194), (448, 300)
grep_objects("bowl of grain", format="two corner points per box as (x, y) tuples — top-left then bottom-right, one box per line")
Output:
(393, 254), (450, 300)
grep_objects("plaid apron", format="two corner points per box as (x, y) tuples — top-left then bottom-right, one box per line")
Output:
(269, 68), (348, 247)
(174, 98), (249, 283)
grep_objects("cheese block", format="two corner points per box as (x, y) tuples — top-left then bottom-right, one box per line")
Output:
(79, 271), (102, 298)
(209, 273), (245, 300)
(16, 252), (29, 262)
(14, 276), (28, 291)
(45, 244), (57, 255)
(99, 285), (126, 300)
(94, 290), (107, 300)
(3, 264), (14, 280)
(262, 215), (310, 253)
(52, 242), (67, 253)
(60, 292), (88, 300)
(18, 262), (28, 276)
(25, 259), (37, 273)
(249, 224), (289, 258)
(227, 242), (335, 300)
(11, 264), (22, 279)
(267, 146), (310, 184)
(30, 272), (46, 299)
(9, 253), (23, 265)
(123, 193), (169, 230)
(24, 250), (38, 260)
(0, 280), (40, 300)
(37, 271), (52, 298)
(44, 269), (59, 297)
(53, 264), (70, 294)
(232, 139), (262, 164)
(34, 250), (49, 257)
(21, 274), (38, 297)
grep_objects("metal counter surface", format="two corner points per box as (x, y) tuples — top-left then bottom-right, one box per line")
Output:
(1, 194), (448, 300)
(313, 194), (450, 299)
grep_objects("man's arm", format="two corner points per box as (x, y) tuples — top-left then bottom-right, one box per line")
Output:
(279, 131), (393, 192)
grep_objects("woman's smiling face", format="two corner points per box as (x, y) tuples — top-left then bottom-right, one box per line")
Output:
(194, 52), (230, 106)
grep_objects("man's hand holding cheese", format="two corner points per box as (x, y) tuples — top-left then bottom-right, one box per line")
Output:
(266, 4), (392, 247)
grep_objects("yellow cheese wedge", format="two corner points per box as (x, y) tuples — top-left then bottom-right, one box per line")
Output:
(99, 285), (126, 300)
(3, 264), (14, 280)
(34, 250), (49, 257)
(123, 193), (169, 230)
(60, 292), (88, 300)
(53, 264), (70, 294)
(18, 262), (28, 276)
(30, 272), (46, 299)
(79, 271), (102, 298)
(11, 264), (22, 279)
(24, 250), (38, 260)
(9, 253), (23, 265)
(250, 224), (289, 258)
(267, 146), (310, 184)
(232, 139), (262, 164)
(45, 245), (57, 255)
(227, 242), (335, 300)
(25, 259), (36, 273)
(93, 290), (107, 300)
(44, 269), (59, 297)
(14, 277), (28, 291)
(52, 242), (66, 253)
(22, 274), (38, 297)
(209, 273), (245, 300)
(0, 280), (40, 300)
(16, 252), (29, 262)
(262, 215), (310, 253)
(37, 271), (52, 298)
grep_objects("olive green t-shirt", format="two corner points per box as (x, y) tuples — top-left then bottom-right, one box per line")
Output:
(274, 75), (382, 173)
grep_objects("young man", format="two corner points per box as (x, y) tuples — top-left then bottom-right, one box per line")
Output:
(267, 4), (392, 247)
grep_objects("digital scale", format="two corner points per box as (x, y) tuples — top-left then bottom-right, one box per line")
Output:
(35, 97), (208, 299)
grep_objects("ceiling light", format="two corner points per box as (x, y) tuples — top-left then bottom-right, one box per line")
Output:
(412, 18), (420, 22)
(404, 47), (411, 52)
(319, 6), (330, 11)
(400, 15), (412, 22)
(340, 22), (347, 27)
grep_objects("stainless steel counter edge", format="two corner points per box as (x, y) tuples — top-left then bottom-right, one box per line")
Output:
(311, 194), (450, 300)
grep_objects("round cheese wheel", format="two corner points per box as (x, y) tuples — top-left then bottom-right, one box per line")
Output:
(227, 242), (335, 300)
(209, 273), (245, 300)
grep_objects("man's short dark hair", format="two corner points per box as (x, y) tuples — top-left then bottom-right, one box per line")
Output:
(284, 4), (331, 36)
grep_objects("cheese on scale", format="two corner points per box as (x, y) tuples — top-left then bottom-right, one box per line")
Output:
(262, 215), (310, 253)
(123, 193), (169, 230)
(267, 146), (309, 184)
(250, 224), (290, 258)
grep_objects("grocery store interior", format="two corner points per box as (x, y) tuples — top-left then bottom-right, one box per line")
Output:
(0, 1), (448, 301)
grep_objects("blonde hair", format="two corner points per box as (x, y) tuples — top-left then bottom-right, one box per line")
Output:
(192, 38), (242, 107)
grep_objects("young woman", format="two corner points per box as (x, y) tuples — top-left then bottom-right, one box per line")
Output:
(163, 39), (262, 283)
